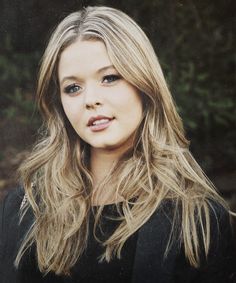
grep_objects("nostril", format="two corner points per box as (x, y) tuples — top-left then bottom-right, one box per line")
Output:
(85, 104), (91, 110)
(85, 102), (102, 110)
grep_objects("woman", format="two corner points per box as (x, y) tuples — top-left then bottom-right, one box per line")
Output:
(0, 6), (235, 283)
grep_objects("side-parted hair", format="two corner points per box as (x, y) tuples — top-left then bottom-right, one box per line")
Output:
(16, 6), (228, 275)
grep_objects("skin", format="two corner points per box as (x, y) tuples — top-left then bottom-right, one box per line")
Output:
(58, 39), (143, 204)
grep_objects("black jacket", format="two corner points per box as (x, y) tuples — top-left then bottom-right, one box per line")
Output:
(0, 187), (236, 283)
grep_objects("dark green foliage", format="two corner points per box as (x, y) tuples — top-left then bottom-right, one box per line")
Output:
(0, 36), (41, 148)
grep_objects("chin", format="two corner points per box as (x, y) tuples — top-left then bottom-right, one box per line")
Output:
(91, 142), (118, 150)
(90, 137), (133, 152)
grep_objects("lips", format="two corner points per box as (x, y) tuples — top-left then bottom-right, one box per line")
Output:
(87, 115), (115, 132)
(87, 115), (114, 126)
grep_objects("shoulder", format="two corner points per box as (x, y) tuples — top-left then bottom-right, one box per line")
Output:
(135, 198), (236, 282)
(0, 187), (26, 281)
(1, 186), (25, 207)
(0, 186), (25, 244)
(150, 197), (232, 233)
(165, 198), (236, 279)
(203, 199), (236, 259)
(0, 186), (25, 224)
(137, 197), (235, 262)
(195, 198), (235, 253)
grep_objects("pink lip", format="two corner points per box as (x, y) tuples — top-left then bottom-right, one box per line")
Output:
(87, 115), (114, 126)
(89, 119), (114, 132)
(87, 115), (114, 132)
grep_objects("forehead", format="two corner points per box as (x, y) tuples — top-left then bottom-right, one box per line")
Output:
(58, 39), (112, 78)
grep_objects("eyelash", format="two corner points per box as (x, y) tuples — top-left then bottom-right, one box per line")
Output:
(102, 74), (121, 83)
(63, 74), (121, 95)
(64, 84), (81, 94)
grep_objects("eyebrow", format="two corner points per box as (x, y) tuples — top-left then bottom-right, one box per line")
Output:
(60, 65), (115, 85)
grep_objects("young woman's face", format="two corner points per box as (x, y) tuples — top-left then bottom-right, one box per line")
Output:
(58, 40), (143, 151)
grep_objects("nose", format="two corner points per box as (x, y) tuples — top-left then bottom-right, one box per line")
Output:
(86, 101), (102, 110)
(83, 84), (103, 110)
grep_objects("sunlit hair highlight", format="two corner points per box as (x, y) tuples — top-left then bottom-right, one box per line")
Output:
(16, 6), (228, 275)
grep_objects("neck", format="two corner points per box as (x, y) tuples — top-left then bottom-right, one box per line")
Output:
(90, 148), (121, 187)
(89, 145), (131, 206)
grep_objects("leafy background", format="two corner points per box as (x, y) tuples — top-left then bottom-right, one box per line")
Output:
(0, 0), (235, 211)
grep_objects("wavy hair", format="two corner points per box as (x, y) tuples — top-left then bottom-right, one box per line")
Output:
(16, 6), (228, 275)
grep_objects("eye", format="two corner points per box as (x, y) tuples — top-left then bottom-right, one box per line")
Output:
(63, 83), (81, 95)
(102, 74), (121, 84)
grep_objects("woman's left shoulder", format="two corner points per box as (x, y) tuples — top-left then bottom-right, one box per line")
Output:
(198, 198), (235, 251)
(203, 198), (236, 257)
(177, 198), (236, 282)
(207, 197), (232, 221)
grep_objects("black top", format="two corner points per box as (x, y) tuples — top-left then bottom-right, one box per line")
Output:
(17, 204), (138, 283)
(1, 187), (236, 283)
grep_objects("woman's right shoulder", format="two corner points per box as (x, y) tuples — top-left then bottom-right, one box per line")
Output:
(0, 186), (25, 212)
(0, 186), (25, 232)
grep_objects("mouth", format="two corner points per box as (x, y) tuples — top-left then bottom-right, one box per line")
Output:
(88, 117), (115, 132)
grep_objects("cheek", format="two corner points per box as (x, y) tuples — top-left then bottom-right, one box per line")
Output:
(115, 93), (143, 118)
(61, 99), (82, 126)
(127, 97), (143, 127)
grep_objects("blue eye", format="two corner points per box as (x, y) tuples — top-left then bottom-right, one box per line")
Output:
(64, 84), (81, 94)
(102, 74), (121, 83)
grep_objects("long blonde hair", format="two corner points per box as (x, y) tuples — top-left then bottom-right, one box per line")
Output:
(16, 6), (229, 275)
